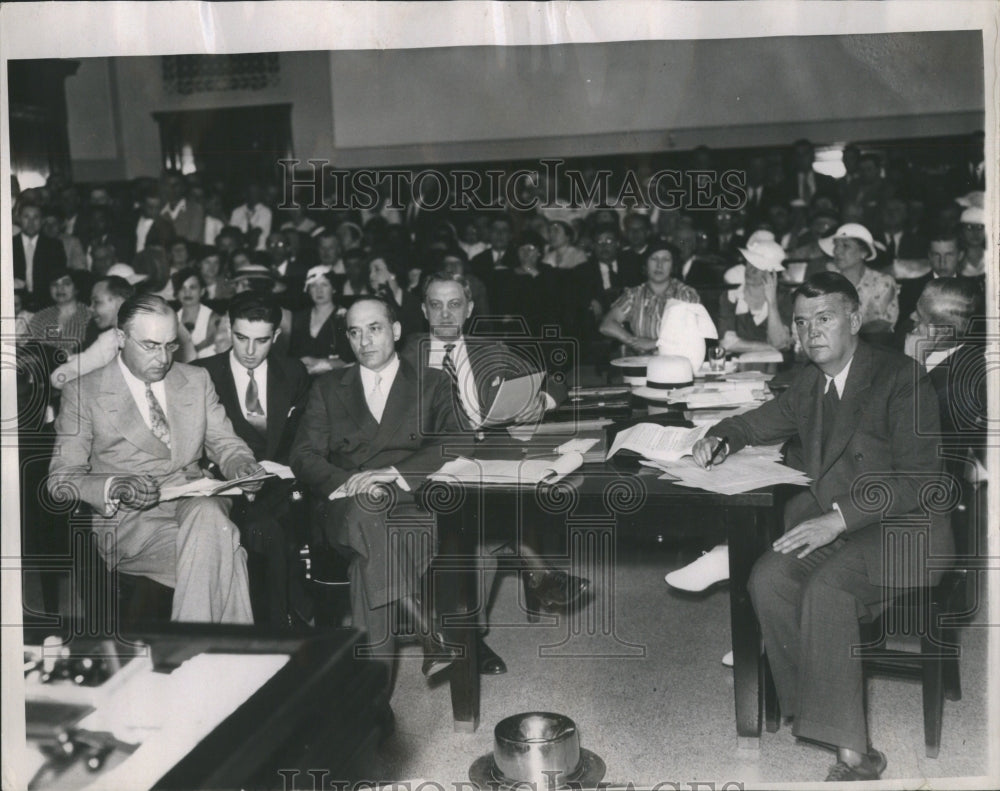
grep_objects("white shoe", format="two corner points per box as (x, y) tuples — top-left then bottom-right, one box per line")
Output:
(722, 650), (733, 667)
(664, 544), (730, 592)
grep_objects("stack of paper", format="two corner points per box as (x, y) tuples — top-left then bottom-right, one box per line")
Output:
(430, 452), (585, 486)
(655, 454), (810, 495)
(606, 423), (710, 464)
(665, 381), (767, 409)
(508, 418), (614, 441)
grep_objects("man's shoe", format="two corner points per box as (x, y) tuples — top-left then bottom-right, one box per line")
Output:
(825, 750), (887, 782)
(420, 632), (461, 677)
(664, 544), (729, 593)
(525, 569), (590, 610)
(721, 650), (733, 667)
(478, 638), (507, 675)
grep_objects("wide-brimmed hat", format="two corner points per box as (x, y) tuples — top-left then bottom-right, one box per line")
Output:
(818, 223), (879, 261)
(232, 263), (276, 283)
(106, 263), (148, 285)
(739, 239), (786, 272)
(960, 206), (985, 225)
(631, 355), (695, 402)
(303, 264), (334, 290)
(956, 191), (984, 209)
(610, 354), (655, 386)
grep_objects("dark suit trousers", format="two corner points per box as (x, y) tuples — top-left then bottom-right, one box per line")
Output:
(318, 491), (434, 638)
(748, 537), (887, 755)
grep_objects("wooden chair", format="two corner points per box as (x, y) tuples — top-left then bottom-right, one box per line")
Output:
(857, 478), (982, 758)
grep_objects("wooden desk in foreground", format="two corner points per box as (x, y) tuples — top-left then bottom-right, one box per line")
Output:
(422, 456), (799, 746)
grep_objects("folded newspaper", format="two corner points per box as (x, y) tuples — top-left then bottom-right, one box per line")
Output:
(159, 469), (276, 501)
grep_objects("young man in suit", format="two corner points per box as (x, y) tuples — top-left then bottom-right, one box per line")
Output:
(400, 273), (586, 674)
(692, 272), (949, 781)
(13, 202), (67, 307)
(194, 292), (311, 626)
(290, 297), (463, 679)
(49, 294), (264, 623)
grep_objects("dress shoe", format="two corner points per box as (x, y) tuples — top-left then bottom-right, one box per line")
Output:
(825, 749), (887, 781)
(664, 544), (729, 593)
(478, 638), (507, 675)
(524, 569), (590, 611)
(721, 650), (733, 668)
(420, 631), (461, 677)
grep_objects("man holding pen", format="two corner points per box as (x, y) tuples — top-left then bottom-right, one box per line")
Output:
(49, 294), (264, 624)
(691, 272), (950, 782)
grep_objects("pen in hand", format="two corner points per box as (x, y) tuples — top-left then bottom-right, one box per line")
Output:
(706, 438), (728, 471)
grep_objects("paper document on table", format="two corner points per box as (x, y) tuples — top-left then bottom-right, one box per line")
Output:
(483, 371), (545, 425)
(159, 469), (276, 501)
(555, 437), (600, 455)
(668, 383), (764, 408)
(430, 452), (584, 486)
(606, 422), (710, 464)
(656, 455), (810, 495)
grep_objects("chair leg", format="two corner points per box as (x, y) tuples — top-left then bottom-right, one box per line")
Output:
(921, 636), (944, 759)
(942, 628), (963, 702)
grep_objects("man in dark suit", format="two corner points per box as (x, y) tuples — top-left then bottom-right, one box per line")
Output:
(789, 139), (838, 204)
(470, 215), (519, 284)
(48, 295), (263, 623)
(130, 192), (175, 260)
(692, 272), (950, 781)
(618, 213), (653, 287)
(873, 197), (927, 272)
(290, 297), (462, 679)
(400, 272), (584, 674)
(194, 292), (311, 626)
(13, 202), (67, 307)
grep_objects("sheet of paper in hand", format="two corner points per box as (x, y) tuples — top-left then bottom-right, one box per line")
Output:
(482, 371), (545, 425)
(159, 470), (276, 501)
(606, 422), (710, 464)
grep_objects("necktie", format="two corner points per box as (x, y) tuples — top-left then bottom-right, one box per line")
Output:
(369, 374), (385, 423)
(245, 369), (266, 434)
(886, 235), (896, 261)
(24, 236), (36, 291)
(443, 344), (470, 424)
(821, 383), (841, 453)
(145, 384), (171, 449)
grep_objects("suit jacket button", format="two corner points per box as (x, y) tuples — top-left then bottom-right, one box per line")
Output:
(409, 433), (417, 440)
(854, 452), (863, 461)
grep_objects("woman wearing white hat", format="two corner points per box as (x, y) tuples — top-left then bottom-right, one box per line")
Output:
(957, 206), (986, 278)
(718, 239), (793, 354)
(819, 223), (898, 333)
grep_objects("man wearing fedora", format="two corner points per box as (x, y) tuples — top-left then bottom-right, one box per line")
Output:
(691, 271), (949, 781)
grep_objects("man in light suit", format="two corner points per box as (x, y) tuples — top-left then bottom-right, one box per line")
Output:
(161, 170), (205, 244)
(49, 294), (263, 623)
(194, 292), (311, 626)
(692, 272), (950, 781)
(290, 297), (462, 679)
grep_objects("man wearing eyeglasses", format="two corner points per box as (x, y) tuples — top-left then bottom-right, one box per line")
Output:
(49, 294), (263, 623)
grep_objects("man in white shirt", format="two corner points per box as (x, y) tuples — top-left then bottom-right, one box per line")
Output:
(161, 170), (205, 243)
(229, 184), (273, 251)
(49, 294), (264, 623)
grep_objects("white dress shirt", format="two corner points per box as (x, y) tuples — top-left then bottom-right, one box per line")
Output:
(598, 260), (619, 291)
(117, 355), (168, 430)
(924, 345), (960, 373)
(359, 354), (400, 423)
(161, 198), (187, 222)
(427, 335), (482, 427)
(229, 203), (273, 250)
(135, 217), (154, 253)
(229, 354), (268, 420)
(823, 356), (854, 397)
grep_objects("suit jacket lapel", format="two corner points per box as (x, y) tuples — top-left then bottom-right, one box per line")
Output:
(804, 369), (824, 477)
(266, 358), (291, 459)
(372, 359), (416, 446)
(164, 365), (197, 462)
(97, 361), (171, 460)
(818, 343), (872, 478)
(338, 364), (378, 436)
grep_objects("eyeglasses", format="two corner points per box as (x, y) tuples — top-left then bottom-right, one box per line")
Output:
(125, 334), (180, 354)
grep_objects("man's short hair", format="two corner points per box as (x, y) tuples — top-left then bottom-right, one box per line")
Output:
(117, 293), (174, 332)
(920, 278), (983, 339)
(347, 295), (398, 325)
(170, 266), (205, 295)
(794, 272), (861, 312)
(928, 234), (959, 248)
(96, 276), (134, 302)
(422, 271), (473, 302)
(228, 291), (282, 328)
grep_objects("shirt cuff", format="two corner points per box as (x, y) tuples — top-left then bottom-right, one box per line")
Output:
(830, 501), (848, 533)
(389, 467), (411, 491)
(542, 393), (556, 410)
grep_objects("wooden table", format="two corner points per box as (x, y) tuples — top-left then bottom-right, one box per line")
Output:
(423, 457), (795, 746)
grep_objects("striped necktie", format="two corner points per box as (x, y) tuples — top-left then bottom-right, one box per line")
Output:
(443, 344), (471, 424)
(245, 368), (266, 434)
(145, 384), (171, 448)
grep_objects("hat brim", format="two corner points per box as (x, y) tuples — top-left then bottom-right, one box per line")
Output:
(739, 248), (786, 272)
(818, 235), (878, 262)
(631, 385), (688, 402)
(469, 748), (606, 790)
